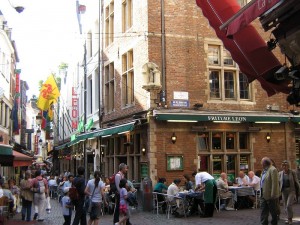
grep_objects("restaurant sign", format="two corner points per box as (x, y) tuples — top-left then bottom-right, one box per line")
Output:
(207, 116), (247, 122)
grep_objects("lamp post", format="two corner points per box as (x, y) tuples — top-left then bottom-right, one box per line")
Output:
(7, 0), (25, 13)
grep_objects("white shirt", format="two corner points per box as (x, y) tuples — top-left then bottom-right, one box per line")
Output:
(195, 172), (214, 186)
(249, 175), (261, 191)
(167, 183), (179, 201)
(236, 175), (250, 186)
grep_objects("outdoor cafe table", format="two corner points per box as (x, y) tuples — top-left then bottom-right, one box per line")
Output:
(228, 186), (255, 209)
(178, 191), (204, 215)
(228, 186), (255, 202)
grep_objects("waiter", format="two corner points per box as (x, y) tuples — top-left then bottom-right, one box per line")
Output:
(194, 171), (217, 217)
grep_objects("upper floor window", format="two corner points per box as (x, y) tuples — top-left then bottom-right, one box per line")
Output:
(122, 50), (134, 107)
(105, 1), (114, 47)
(207, 44), (251, 101)
(122, 0), (133, 32)
(104, 62), (115, 113)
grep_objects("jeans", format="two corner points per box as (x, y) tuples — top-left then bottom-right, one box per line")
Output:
(64, 215), (71, 225)
(21, 198), (32, 221)
(72, 199), (87, 225)
(113, 193), (120, 223)
(282, 188), (295, 219)
(260, 197), (278, 225)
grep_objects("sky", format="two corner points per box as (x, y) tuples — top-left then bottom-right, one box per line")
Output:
(0, 0), (81, 98)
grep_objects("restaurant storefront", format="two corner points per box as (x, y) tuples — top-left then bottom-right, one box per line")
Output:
(150, 109), (295, 183)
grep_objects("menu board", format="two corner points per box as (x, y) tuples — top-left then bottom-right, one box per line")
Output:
(141, 163), (148, 179)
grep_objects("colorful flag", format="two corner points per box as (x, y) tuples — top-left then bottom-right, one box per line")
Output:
(37, 74), (60, 111)
(10, 99), (19, 134)
(85, 118), (94, 131)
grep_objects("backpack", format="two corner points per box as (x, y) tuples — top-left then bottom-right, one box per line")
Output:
(33, 178), (45, 193)
(109, 172), (120, 194)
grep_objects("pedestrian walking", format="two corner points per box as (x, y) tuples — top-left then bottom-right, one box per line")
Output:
(279, 160), (300, 224)
(113, 163), (129, 225)
(20, 170), (33, 221)
(72, 166), (87, 225)
(61, 187), (73, 225)
(84, 171), (106, 225)
(31, 169), (49, 222)
(118, 179), (129, 225)
(260, 157), (280, 225)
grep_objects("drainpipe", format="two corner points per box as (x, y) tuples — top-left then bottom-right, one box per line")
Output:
(161, 0), (166, 106)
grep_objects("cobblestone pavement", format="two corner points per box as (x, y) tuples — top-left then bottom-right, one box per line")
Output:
(8, 198), (300, 225)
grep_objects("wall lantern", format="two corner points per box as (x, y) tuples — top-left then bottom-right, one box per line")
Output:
(8, 0), (25, 13)
(142, 147), (146, 155)
(171, 132), (177, 144)
(266, 133), (271, 143)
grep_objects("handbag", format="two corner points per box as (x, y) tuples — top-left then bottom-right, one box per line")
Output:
(85, 185), (96, 213)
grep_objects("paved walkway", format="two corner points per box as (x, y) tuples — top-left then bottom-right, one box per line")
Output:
(6, 198), (300, 225)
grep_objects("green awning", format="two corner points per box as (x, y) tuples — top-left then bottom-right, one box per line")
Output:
(0, 144), (13, 166)
(55, 122), (136, 149)
(0, 144), (13, 155)
(154, 111), (290, 123)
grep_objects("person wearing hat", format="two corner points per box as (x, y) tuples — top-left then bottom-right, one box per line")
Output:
(61, 187), (73, 225)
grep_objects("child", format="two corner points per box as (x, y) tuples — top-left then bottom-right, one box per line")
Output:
(61, 187), (73, 225)
(119, 179), (129, 225)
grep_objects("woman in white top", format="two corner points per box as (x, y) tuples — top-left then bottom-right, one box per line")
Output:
(84, 171), (107, 225)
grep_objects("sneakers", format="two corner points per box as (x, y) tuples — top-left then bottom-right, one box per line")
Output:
(33, 213), (38, 220)
(46, 208), (51, 214)
(225, 207), (236, 211)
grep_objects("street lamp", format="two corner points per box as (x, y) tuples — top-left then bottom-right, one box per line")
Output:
(8, 0), (25, 13)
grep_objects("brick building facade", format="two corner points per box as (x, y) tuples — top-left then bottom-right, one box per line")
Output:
(56, 0), (299, 184)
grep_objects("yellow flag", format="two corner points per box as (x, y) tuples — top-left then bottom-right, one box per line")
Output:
(37, 74), (60, 111)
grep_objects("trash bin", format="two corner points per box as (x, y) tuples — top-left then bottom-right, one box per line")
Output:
(141, 177), (153, 211)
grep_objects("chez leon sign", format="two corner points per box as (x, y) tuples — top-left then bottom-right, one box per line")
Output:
(207, 116), (247, 122)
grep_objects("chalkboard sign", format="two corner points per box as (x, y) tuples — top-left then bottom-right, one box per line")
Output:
(167, 155), (184, 171)
(141, 163), (148, 179)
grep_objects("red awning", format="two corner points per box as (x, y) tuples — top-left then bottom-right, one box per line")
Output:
(196, 0), (290, 96)
(13, 150), (33, 167)
(220, 0), (282, 37)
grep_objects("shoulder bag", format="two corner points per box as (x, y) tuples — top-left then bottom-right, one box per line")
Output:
(85, 184), (96, 213)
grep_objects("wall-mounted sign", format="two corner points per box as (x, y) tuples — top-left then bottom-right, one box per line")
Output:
(171, 100), (189, 108)
(207, 116), (247, 122)
(72, 87), (78, 129)
(173, 91), (189, 100)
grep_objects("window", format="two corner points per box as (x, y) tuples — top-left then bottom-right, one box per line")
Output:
(207, 44), (251, 101)
(95, 69), (99, 110)
(105, 1), (114, 47)
(104, 62), (115, 112)
(209, 71), (220, 98)
(226, 132), (235, 149)
(122, 50), (134, 106)
(224, 71), (235, 99)
(239, 73), (250, 100)
(198, 133), (209, 151)
(212, 132), (222, 150)
(239, 132), (248, 149)
(122, 0), (132, 32)
(87, 32), (92, 58)
(88, 78), (93, 114)
(208, 45), (220, 65)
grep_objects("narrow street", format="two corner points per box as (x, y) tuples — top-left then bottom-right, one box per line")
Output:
(7, 198), (300, 225)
